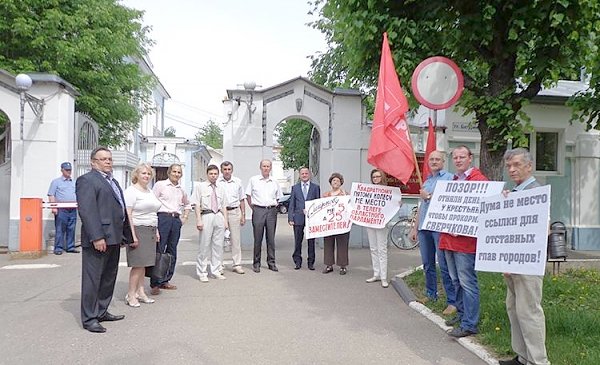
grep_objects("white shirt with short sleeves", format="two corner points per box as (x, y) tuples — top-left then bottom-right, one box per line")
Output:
(245, 175), (283, 207)
(124, 185), (162, 226)
(217, 175), (245, 208)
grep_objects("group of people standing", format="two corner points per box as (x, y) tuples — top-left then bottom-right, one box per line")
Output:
(74, 148), (192, 332)
(72, 144), (547, 365)
(288, 167), (393, 288)
(411, 145), (549, 365)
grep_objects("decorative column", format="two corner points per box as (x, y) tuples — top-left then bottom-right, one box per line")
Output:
(572, 132), (600, 250)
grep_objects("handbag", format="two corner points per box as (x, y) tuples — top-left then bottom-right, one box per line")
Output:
(145, 249), (173, 281)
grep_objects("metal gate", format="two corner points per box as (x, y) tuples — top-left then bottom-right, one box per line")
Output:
(74, 112), (99, 178)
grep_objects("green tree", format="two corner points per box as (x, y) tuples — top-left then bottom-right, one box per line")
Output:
(163, 126), (176, 137)
(276, 119), (312, 170)
(0, 0), (155, 146)
(309, 0), (599, 179)
(194, 120), (223, 149)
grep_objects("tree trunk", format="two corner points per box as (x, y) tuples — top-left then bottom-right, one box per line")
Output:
(477, 118), (506, 181)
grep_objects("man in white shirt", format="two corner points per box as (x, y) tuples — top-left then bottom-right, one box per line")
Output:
(218, 161), (246, 274)
(193, 165), (229, 282)
(246, 159), (283, 273)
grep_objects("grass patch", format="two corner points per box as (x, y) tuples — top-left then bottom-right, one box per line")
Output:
(404, 268), (600, 365)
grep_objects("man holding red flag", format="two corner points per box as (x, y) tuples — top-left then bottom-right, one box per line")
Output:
(367, 33), (415, 184)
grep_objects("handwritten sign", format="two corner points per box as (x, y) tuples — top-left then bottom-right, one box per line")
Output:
(349, 183), (402, 228)
(475, 185), (551, 276)
(305, 196), (352, 239)
(422, 180), (505, 237)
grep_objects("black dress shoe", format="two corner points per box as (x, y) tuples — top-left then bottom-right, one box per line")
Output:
(253, 265), (260, 273)
(294, 264), (301, 270)
(447, 327), (477, 338)
(498, 356), (525, 365)
(66, 249), (80, 253)
(98, 312), (125, 322)
(268, 265), (279, 272)
(84, 322), (106, 333)
(308, 265), (315, 271)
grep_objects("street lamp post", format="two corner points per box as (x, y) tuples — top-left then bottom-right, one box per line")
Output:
(15, 74), (32, 140)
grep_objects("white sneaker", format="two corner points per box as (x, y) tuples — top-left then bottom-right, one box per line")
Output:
(233, 266), (245, 274)
(212, 273), (226, 280)
(199, 276), (209, 283)
(381, 280), (389, 288)
(366, 276), (380, 283)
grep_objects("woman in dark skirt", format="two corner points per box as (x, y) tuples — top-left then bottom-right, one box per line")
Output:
(321, 172), (350, 275)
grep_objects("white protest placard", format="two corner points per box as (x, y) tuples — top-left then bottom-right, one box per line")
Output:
(349, 182), (402, 229)
(422, 180), (505, 237)
(305, 196), (352, 239)
(475, 185), (551, 276)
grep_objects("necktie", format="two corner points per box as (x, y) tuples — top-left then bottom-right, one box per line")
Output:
(106, 173), (125, 214)
(302, 183), (308, 200)
(211, 184), (218, 213)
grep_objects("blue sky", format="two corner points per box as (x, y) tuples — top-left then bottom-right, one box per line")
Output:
(120, 0), (327, 136)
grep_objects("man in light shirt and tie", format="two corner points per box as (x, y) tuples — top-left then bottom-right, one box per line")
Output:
(193, 164), (229, 282)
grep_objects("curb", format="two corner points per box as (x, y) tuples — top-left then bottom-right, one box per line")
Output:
(393, 267), (499, 365)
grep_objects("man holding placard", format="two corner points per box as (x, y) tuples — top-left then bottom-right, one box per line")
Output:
(498, 148), (549, 365)
(410, 151), (456, 314)
(440, 145), (488, 338)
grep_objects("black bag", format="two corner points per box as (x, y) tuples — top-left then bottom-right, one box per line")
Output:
(145, 251), (173, 281)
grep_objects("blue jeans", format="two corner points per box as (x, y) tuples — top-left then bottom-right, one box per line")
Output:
(444, 250), (479, 333)
(152, 214), (182, 287)
(418, 230), (456, 306)
(54, 209), (77, 253)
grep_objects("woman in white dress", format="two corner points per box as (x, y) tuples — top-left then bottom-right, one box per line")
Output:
(123, 163), (162, 307)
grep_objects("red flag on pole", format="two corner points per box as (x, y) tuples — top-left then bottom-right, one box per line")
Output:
(422, 117), (436, 178)
(367, 33), (414, 184)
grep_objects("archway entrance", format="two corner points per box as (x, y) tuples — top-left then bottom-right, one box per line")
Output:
(274, 117), (320, 189)
(223, 77), (372, 247)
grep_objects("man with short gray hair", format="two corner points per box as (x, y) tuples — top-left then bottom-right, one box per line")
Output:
(499, 148), (549, 365)
(246, 159), (283, 273)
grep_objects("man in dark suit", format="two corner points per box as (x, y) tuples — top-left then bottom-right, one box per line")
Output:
(76, 147), (133, 333)
(288, 167), (321, 270)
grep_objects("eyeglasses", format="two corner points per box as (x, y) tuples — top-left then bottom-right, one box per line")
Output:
(372, 175), (382, 178)
(93, 157), (113, 162)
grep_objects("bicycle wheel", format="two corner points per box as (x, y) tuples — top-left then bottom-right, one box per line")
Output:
(389, 218), (419, 250)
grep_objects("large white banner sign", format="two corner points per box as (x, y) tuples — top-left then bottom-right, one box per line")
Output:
(475, 185), (551, 276)
(349, 183), (402, 229)
(305, 196), (352, 239)
(422, 180), (505, 237)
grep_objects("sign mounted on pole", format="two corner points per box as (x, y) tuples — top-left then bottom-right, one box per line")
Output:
(411, 56), (464, 110)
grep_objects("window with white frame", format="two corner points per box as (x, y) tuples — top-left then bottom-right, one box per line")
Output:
(514, 130), (562, 174)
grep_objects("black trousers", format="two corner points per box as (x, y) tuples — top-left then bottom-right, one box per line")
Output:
(252, 206), (278, 266)
(292, 224), (315, 266)
(81, 245), (120, 327)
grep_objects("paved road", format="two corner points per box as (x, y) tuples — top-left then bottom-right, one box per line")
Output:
(0, 215), (485, 365)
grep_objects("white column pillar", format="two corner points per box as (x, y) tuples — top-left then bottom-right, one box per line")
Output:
(572, 132), (600, 250)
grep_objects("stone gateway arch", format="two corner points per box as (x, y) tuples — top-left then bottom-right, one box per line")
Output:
(222, 77), (374, 246)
